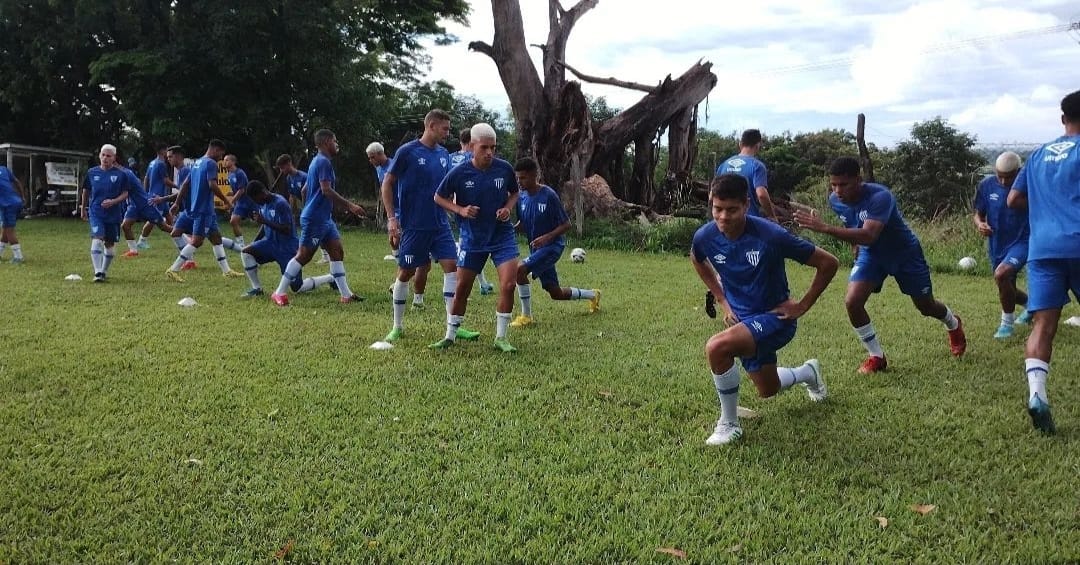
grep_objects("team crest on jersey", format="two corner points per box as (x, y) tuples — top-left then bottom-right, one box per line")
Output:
(268, 209), (276, 219)
(494, 178), (505, 190)
(858, 210), (869, 222)
(713, 253), (726, 264)
(110, 175), (118, 182)
(745, 250), (760, 266)
(538, 203), (547, 214)
(418, 157), (427, 166)
(440, 158), (447, 168)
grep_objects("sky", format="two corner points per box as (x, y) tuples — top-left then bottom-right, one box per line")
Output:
(422, 0), (1080, 147)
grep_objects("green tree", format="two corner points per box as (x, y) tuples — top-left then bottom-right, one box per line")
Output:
(879, 118), (985, 219)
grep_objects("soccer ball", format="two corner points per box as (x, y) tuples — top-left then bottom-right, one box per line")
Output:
(570, 248), (587, 263)
(958, 256), (976, 270)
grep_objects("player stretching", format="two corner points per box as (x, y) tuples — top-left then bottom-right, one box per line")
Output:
(119, 165), (175, 257)
(431, 123), (519, 352)
(692, 174), (837, 445)
(1006, 89), (1080, 434)
(224, 154), (251, 248)
(81, 144), (130, 282)
(134, 143), (176, 251)
(509, 157), (600, 328)
(0, 165), (26, 263)
(270, 128), (365, 306)
(973, 151), (1032, 338)
(369, 140), (430, 308)
(794, 157), (966, 373)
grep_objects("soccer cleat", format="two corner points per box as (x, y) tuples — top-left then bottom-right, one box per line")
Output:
(1027, 395), (1056, 435)
(493, 338), (518, 353)
(510, 315), (534, 328)
(857, 355), (887, 374)
(10, 257), (23, 265)
(1016, 309), (1033, 325)
(705, 421), (743, 446)
(122, 250), (139, 258)
(270, 293), (289, 307)
(705, 291), (717, 319)
(329, 280), (338, 292)
(455, 327), (480, 341)
(93, 272), (106, 283)
(994, 323), (1014, 340)
(340, 294), (364, 303)
(165, 270), (184, 282)
(136, 240), (151, 250)
(588, 289), (601, 313)
(243, 288), (265, 298)
(480, 283), (494, 295)
(948, 316), (967, 357)
(803, 359), (827, 402)
(384, 327), (404, 342)
(222, 270), (244, 278)
(181, 260), (198, 270)
(428, 338), (454, 350)
(411, 301), (425, 310)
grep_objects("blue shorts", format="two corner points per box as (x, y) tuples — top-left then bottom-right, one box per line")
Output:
(298, 218), (340, 250)
(1, 204), (20, 227)
(173, 212), (193, 234)
(232, 198), (256, 220)
(738, 313), (797, 373)
(89, 219), (120, 243)
(850, 249), (933, 297)
(154, 200), (171, 216)
(522, 245), (564, 288)
(246, 239), (296, 272)
(398, 228), (457, 268)
(191, 212), (220, 237)
(123, 202), (165, 224)
(458, 241), (520, 273)
(991, 241), (1028, 273)
(1026, 258), (1080, 312)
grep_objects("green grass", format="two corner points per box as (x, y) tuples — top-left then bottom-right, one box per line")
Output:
(1, 218), (1079, 564)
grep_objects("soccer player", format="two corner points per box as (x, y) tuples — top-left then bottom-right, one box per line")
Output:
(164, 140), (243, 281)
(119, 165), (175, 257)
(152, 146), (199, 269)
(276, 153), (307, 213)
(973, 151), (1032, 339)
(380, 111), (477, 342)
(1006, 88), (1080, 435)
(80, 144), (131, 282)
(716, 129), (778, 221)
(794, 157), (967, 374)
(692, 173), (837, 445)
(270, 128), (366, 306)
(239, 181), (335, 297)
(369, 140), (430, 306)
(0, 165), (26, 263)
(135, 143), (176, 250)
(509, 157), (600, 328)
(225, 154), (251, 248)
(448, 128), (472, 168)
(431, 122), (520, 352)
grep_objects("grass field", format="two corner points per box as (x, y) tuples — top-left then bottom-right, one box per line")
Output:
(1, 218), (1078, 564)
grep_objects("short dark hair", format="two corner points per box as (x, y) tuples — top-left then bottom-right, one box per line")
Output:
(246, 180), (267, 199)
(166, 145), (184, 156)
(208, 139), (226, 150)
(514, 157), (538, 173)
(275, 153), (293, 167)
(709, 173), (750, 202)
(740, 129), (763, 147)
(314, 129), (335, 146)
(1062, 89), (1080, 124)
(425, 109), (451, 125)
(828, 156), (862, 177)
(459, 128), (471, 144)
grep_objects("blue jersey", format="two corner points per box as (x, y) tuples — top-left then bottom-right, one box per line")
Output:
(0, 166), (23, 207)
(518, 185), (568, 249)
(1013, 135), (1080, 260)
(375, 160), (391, 185)
(692, 216), (815, 320)
(145, 157), (168, 198)
(188, 156), (218, 215)
(449, 150), (472, 169)
(82, 166), (131, 223)
(260, 194), (298, 248)
(436, 158), (518, 250)
(286, 170), (307, 200)
(974, 174), (1029, 260)
(717, 154), (768, 216)
(301, 152), (335, 222)
(389, 140), (451, 231)
(123, 168), (150, 207)
(229, 168), (251, 203)
(829, 183), (921, 259)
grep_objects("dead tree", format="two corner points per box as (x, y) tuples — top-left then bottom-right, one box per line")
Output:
(857, 113), (876, 182)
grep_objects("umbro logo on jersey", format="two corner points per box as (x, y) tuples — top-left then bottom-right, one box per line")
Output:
(418, 157), (427, 165)
(713, 253), (726, 264)
(93, 175), (101, 181)
(745, 250), (760, 266)
(494, 178), (505, 189)
(989, 193), (1000, 201)
(751, 321), (763, 332)
(465, 181), (475, 188)
(728, 158), (746, 168)
(839, 215), (847, 223)
(1044, 141), (1075, 163)
(538, 203), (546, 213)
(858, 210), (869, 222)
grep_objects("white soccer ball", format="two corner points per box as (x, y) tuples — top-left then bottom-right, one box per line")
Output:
(958, 256), (977, 270)
(570, 247), (587, 263)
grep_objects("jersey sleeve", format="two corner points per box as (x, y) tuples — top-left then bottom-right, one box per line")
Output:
(690, 227), (708, 263)
(753, 161), (768, 188)
(388, 147), (409, 177)
(435, 167), (457, 199)
(274, 198), (293, 219)
(771, 225), (816, 263)
(504, 168), (519, 194)
(203, 160), (217, 187)
(864, 189), (894, 223)
(551, 190), (569, 225)
(312, 159), (332, 187)
(236, 169), (248, 189)
(1013, 165), (1029, 194)
(973, 179), (988, 214)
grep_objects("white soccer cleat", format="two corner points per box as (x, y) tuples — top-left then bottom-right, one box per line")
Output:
(803, 359), (827, 402)
(705, 421), (743, 446)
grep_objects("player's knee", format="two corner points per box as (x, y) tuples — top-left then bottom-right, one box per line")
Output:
(705, 334), (735, 360)
(752, 379), (780, 399)
(993, 267), (1014, 286)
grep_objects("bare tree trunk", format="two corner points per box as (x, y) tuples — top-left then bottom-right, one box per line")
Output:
(857, 113), (876, 182)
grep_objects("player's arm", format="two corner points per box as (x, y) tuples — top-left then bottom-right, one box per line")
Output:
(1007, 189), (1027, 209)
(756, 186), (779, 222)
(380, 171), (399, 245)
(690, 253), (735, 324)
(773, 247), (839, 320)
(973, 210), (992, 236)
(318, 178), (364, 217)
(256, 211), (292, 236)
(169, 177), (190, 215)
(794, 210), (885, 246)
(497, 188), (518, 223)
(210, 178), (234, 214)
(531, 219), (570, 249)
(79, 174), (91, 219)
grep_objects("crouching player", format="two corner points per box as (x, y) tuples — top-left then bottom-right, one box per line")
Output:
(692, 174), (838, 445)
(120, 167), (176, 257)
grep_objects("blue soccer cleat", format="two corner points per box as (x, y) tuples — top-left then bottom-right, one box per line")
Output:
(1016, 309), (1033, 325)
(994, 323), (1014, 339)
(1027, 395), (1056, 435)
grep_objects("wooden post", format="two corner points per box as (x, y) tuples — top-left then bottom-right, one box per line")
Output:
(856, 113), (876, 182)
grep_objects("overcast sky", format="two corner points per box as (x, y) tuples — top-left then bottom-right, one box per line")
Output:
(422, 0), (1080, 147)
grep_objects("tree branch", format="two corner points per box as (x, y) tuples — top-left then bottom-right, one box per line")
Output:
(563, 0), (599, 28)
(467, 40), (494, 59)
(556, 59), (655, 92)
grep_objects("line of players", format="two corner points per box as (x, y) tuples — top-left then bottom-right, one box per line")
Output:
(696, 90), (1080, 444)
(78, 110), (602, 353)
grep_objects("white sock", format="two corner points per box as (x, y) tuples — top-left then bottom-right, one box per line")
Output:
(940, 306), (959, 331)
(221, 237), (242, 252)
(443, 271), (458, 317)
(854, 323), (884, 357)
(777, 363), (817, 391)
(445, 314), (463, 341)
(125, 239), (138, 252)
(1001, 311), (1015, 326)
(90, 239), (105, 273)
(712, 364), (741, 425)
(11, 244), (22, 260)
(518, 283), (532, 316)
(0, 242), (7, 256)
(570, 288), (595, 300)
(413, 293), (425, 305)
(392, 280), (408, 330)
(102, 247), (115, 273)
(297, 274), (334, 293)
(212, 244), (231, 273)
(275, 259), (303, 295)
(172, 236), (186, 250)
(330, 261), (351, 297)
(496, 311), (512, 339)
(241, 252), (261, 290)
(170, 244), (197, 271)
(1025, 358), (1049, 403)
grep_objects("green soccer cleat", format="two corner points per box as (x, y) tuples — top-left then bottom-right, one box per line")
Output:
(493, 338), (517, 353)
(428, 338), (454, 350)
(384, 327), (404, 342)
(455, 328), (480, 341)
